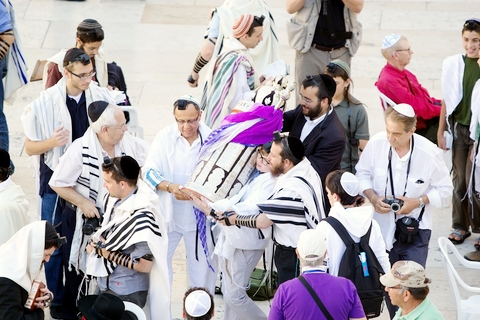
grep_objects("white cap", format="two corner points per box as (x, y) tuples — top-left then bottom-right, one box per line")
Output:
(393, 103), (415, 118)
(184, 290), (212, 317)
(178, 94), (200, 107)
(382, 34), (401, 49)
(340, 172), (360, 197)
(297, 229), (327, 261)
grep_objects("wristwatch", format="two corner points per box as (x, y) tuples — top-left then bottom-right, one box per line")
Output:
(418, 196), (425, 208)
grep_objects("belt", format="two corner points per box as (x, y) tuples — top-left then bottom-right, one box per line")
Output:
(64, 201), (77, 211)
(311, 43), (343, 52)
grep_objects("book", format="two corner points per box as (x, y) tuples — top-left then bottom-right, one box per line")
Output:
(24, 280), (45, 310)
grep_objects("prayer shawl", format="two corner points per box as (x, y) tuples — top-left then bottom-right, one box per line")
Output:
(21, 77), (117, 171)
(202, 37), (255, 129)
(86, 180), (170, 320)
(143, 122), (212, 233)
(3, 0), (27, 104)
(69, 129), (148, 273)
(214, 0), (280, 84)
(0, 177), (29, 246)
(258, 158), (325, 247)
(0, 221), (46, 292)
(441, 54), (466, 134)
(43, 48), (108, 90)
(468, 81), (480, 209)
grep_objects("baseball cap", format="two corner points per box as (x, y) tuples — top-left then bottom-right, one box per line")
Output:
(297, 229), (327, 261)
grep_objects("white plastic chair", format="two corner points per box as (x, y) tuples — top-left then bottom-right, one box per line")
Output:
(120, 106), (144, 139)
(124, 301), (147, 320)
(438, 237), (480, 320)
(377, 88), (397, 111)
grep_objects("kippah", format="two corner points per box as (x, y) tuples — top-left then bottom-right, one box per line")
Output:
(178, 94), (200, 107)
(77, 19), (103, 32)
(120, 156), (140, 180)
(330, 59), (351, 78)
(45, 222), (58, 241)
(185, 290), (211, 317)
(287, 136), (305, 161)
(233, 14), (254, 38)
(382, 34), (401, 49)
(340, 172), (360, 197)
(319, 74), (336, 99)
(0, 148), (10, 169)
(393, 103), (415, 118)
(88, 101), (109, 122)
(63, 47), (90, 67)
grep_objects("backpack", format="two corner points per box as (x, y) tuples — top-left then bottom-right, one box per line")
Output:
(326, 217), (385, 318)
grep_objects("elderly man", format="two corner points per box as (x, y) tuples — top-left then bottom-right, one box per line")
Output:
(85, 156), (169, 315)
(143, 95), (216, 295)
(202, 14), (264, 129)
(381, 261), (444, 319)
(376, 34), (441, 143)
(0, 148), (28, 246)
(286, 0), (364, 105)
(282, 73), (345, 212)
(269, 229), (366, 320)
(49, 101), (147, 320)
(21, 47), (116, 320)
(221, 133), (325, 284)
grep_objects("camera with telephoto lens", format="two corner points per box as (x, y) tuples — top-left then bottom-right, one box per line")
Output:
(82, 207), (103, 235)
(383, 197), (404, 213)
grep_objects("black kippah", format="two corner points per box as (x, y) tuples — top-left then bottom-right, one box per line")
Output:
(0, 148), (10, 169)
(45, 222), (58, 241)
(120, 156), (140, 180)
(287, 136), (305, 161)
(88, 101), (109, 122)
(63, 47), (90, 67)
(319, 74), (337, 99)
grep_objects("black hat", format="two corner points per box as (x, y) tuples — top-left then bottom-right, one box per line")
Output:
(286, 136), (305, 161)
(119, 156), (140, 180)
(88, 101), (109, 123)
(78, 293), (133, 320)
(63, 48), (91, 68)
(319, 74), (337, 99)
(0, 148), (10, 169)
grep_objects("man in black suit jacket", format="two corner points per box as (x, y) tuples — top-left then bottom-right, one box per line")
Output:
(283, 74), (346, 213)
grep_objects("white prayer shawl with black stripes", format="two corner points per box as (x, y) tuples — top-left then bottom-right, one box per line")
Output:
(257, 158), (325, 248)
(441, 54), (465, 134)
(86, 180), (170, 319)
(69, 128), (148, 273)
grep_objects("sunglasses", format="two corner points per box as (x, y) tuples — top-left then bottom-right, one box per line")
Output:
(67, 53), (91, 66)
(103, 156), (128, 180)
(464, 19), (480, 29)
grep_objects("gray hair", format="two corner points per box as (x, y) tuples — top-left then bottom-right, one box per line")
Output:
(381, 35), (408, 59)
(299, 256), (323, 269)
(90, 104), (118, 133)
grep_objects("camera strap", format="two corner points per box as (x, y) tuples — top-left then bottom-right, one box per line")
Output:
(385, 135), (414, 199)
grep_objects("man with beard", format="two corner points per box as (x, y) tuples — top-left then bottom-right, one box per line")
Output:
(219, 133), (325, 284)
(282, 73), (346, 212)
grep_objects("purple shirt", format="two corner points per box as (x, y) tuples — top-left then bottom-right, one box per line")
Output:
(268, 272), (365, 320)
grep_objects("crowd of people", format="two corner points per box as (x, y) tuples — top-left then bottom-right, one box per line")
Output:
(0, 0), (479, 319)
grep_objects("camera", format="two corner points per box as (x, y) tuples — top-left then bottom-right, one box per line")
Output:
(383, 197), (404, 213)
(82, 207), (103, 235)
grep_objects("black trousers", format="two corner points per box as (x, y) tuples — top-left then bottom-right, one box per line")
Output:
(274, 243), (299, 285)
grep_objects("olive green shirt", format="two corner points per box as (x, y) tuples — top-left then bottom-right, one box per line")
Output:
(452, 56), (480, 126)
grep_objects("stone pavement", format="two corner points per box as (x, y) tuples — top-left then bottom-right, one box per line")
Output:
(5, 0), (480, 319)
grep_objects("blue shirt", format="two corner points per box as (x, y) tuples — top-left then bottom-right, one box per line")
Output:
(0, 3), (12, 34)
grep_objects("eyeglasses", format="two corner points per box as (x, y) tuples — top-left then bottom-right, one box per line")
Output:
(67, 53), (91, 65)
(175, 115), (200, 125)
(395, 48), (412, 53)
(464, 19), (480, 29)
(257, 152), (270, 165)
(298, 93), (318, 104)
(67, 69), (96, 80)
(109, 123), (127, 130)
(103, 156), (128, 179)
(306, 74), (329, 97)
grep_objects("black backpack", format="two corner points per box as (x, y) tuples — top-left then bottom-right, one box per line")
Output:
(326, 217), (385, 318)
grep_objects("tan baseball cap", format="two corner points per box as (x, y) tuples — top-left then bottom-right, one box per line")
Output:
(380, 260), (427, 288)
(297, 229), (327, 261)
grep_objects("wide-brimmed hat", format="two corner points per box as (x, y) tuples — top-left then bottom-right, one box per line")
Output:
(380, 260), (427, 288)
(78, 293), (134, 320)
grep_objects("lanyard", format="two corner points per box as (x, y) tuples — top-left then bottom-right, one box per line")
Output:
(384, 135), (414, 199)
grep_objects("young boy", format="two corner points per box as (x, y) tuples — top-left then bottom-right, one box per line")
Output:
(437, 18), (480, 257)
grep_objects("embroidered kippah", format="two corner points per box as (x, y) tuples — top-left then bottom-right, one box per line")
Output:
(393, 103), (416, 117)
(330, 59), (351, 78)
(382, 34), (401, 49)
(77, 19), (103, 32)
(88, 101), (109, 122)
(233, 14), (254, 38)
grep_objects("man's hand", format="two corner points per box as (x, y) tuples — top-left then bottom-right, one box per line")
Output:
(173, 184), (192, 201)
(34, 287), (53, 309)
(78, 199), (100, 218)
(395, 196), (420, 215)
(437, 131), (449, 151)
(190, 194), (211, 214)
(49, 126), (70, 148)
(371, 195), (391, 214)
(188, 73), (199, 88)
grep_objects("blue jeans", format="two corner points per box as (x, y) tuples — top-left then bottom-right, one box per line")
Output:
(0, 57), (13, 172)
(41, 192), (64, 307)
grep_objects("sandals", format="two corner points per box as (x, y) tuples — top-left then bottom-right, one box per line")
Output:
(448, 229), (472, 245)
